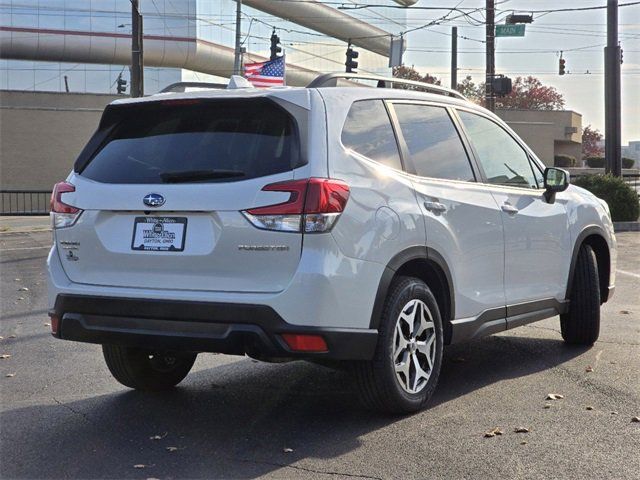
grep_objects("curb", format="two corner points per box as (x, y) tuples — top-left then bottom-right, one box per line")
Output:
(614, 222), (640, 232)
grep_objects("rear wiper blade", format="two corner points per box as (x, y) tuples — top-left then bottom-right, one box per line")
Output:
(160, 169), (245, 183)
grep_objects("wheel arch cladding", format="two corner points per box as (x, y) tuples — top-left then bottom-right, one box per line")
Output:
(370, 247), (455, 344)
(567, 226), (611, 303)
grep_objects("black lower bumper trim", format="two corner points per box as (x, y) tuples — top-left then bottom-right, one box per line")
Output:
(51, 294), (378, 361)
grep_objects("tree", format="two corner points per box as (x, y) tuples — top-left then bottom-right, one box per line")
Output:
(582, 125), (604, 158)
(494, 76), (565, 110)
(456, 75), (483, 104)
(392, 65), (441, 89)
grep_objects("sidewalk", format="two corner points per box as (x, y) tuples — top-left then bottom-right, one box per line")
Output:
(0, 216), (51, 233)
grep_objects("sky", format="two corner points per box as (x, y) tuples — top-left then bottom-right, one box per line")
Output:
(390, 0), (640, 144)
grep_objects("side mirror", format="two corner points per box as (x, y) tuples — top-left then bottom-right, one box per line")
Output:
(543, 167), (570, 203)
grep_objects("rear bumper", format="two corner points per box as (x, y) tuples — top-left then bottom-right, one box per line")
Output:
(49, 294), (378, 361)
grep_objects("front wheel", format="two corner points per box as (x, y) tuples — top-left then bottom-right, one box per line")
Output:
(102, 345), (197, 391)
(560, 244), (601, 345)
(354, 276), (444, 414)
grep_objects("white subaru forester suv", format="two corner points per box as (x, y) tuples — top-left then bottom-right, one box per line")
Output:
(48, 74), (617, 413)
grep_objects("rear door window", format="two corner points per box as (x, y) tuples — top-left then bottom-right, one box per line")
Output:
(80, 99), (301, 184)
(393, 104), (475, 182)
(341, 100), (403, 170)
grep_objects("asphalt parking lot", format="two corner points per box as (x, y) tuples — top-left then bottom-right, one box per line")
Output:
(1, 223), (638, 479)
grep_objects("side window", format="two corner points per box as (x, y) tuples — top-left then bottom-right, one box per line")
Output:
(341, 100), (402, 170)
(458, 111), (538, 189)
(393, 104), (475, 182)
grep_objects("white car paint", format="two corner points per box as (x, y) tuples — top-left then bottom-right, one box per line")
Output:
(48, 83), (617, 336)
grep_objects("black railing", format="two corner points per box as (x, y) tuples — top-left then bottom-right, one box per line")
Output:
(571, 172), (640, 197)
(0, 190), (51, 216)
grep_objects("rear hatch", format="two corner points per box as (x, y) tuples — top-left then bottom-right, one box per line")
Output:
(55, 96), (307, 293)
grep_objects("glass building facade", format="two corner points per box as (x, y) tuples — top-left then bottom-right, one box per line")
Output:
(0, 0), (407, 94)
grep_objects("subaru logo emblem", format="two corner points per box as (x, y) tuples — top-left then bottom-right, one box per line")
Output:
(143, 193), (165, 207)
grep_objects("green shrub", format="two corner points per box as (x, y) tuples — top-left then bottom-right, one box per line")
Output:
(573, 174), (639, 222)
(622, 157), (636, 169)
(554, 155), (576, 167)
(585, 156), (605, 168)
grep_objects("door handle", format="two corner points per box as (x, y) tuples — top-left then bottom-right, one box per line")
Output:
(501, 203), (519, 214)
(424, 201), (447, 213)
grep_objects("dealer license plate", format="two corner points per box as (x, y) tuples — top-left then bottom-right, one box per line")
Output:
(131, 217), (187, 252)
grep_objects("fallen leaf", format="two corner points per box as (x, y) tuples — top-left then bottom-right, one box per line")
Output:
(149, 432), (167, 440)
(611, 411), (619, 415)
(514, 427), (529, 433)
(18, 287), (29, 292)
(283, 447), (294, 453)
(133, 464), (146, 469)
(0, 354), (11, 359)
(546, 393), (564, 400)
(5, 373), (15, 378)
(544, 404), (552, 409)
(632, 417), (640, 423)
(619, 310), (631, 314)
(586, 406), (594, 411)
(520, 441), (528, 445)
(484, 427), (503, 438)
(16, 297), (24, 301)
(585, 366), (594, 372)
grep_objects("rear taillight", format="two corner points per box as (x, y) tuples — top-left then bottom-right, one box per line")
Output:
(50, 182), (82, 229)
(242, 178), (349, 233)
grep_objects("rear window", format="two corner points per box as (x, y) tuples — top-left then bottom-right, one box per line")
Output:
(80, 99), (301, 184)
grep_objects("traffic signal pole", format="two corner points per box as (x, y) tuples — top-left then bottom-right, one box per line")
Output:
(131, 0), (143, 97)
(485, 0), (495, 112)
(451, 26), (458, 90)
(233, 0), (242, 76)
(605, 0), (622, 176)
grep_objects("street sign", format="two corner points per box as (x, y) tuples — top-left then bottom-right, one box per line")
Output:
(495, 24), (525, 37)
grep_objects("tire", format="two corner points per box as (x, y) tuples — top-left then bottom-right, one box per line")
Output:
(102, 345), (197, 391)
(560, 244), (601, 345)
(354, 276), (444, 414)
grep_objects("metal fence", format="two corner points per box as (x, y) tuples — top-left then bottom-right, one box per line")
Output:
(571, 173), (640, 198)
(0, 190), (51, 216)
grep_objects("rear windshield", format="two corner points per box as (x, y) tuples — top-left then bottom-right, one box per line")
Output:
(79, 99), (301, 184)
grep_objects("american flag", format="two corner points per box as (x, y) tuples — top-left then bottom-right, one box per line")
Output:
(244, 56), (286, 87)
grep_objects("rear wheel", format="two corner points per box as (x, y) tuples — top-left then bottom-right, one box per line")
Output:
(560, 244), (601, 345)
(354, 276), (444, 414)
(102, 345), (197, 391)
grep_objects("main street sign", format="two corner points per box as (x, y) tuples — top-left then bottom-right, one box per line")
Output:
(495, 24), (526, 37)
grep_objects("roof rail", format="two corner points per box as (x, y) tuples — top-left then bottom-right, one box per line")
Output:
(307, 73), (466, 100)
(158, 82), (227, 93)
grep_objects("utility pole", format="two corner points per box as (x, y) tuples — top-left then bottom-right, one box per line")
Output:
(451, 26), (458, 90)
(485, 0), (495, 112)
(233, 0), (242, 76)
(605, 0), (622, 176)
(131, 0), (143, 97)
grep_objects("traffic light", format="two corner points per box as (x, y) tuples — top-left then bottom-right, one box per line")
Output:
(270, 30), (282, 61)
(492, 76), (512, 97)
(559, 57), (566, 76)
(116, 73), (127, 94)
(345, 44), (359, 73)
(505, 14), (533, 24)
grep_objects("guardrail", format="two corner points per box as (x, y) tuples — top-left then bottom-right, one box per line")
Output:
(0, 190), (51, 216)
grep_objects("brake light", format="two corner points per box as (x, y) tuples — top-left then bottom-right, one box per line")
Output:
(281, 333), (328, 352)
(242, 178), (349, 233)
(50, 182), (82, 228)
